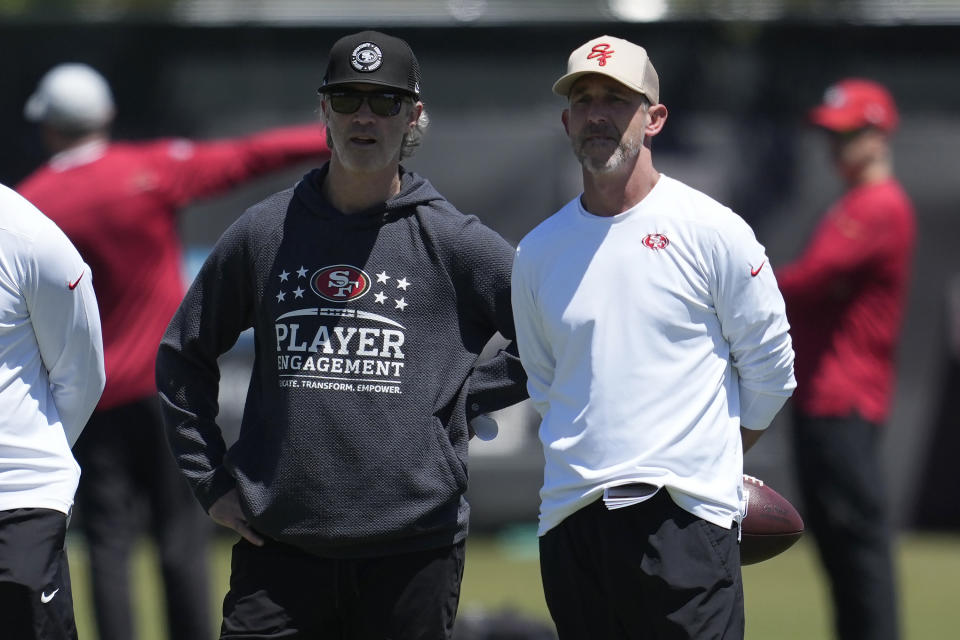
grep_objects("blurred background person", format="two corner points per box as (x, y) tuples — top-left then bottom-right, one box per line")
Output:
(777, 78), (915, 640)
(16, 62), (331, 640)
(0, 182), (105, 640)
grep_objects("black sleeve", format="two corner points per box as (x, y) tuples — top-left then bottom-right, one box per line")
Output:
(451, 217), (529, 418)
(465, 340), (529, 419)
(155, 216), (256, 511)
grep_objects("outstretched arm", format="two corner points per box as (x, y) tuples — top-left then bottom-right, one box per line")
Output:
(157, 123), (331, 208)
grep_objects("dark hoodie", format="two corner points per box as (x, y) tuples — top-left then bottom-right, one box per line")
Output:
(157, 165), (527, 558)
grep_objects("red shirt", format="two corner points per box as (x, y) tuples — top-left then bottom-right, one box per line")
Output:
(17, 124), (329, 409)
(777, 178), (915, 424)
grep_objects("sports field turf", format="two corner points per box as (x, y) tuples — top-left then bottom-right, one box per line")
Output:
(67, 529), (960, 639)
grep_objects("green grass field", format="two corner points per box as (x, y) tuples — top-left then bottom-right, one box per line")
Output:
(67, 529), (960, 639)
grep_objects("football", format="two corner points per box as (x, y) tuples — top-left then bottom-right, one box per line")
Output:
(740, 474), (804, 565)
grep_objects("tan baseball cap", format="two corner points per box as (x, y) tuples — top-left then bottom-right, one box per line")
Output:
(552, 35), (660, 103)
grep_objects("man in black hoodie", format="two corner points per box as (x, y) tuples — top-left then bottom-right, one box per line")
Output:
(156, 30), (527, 639)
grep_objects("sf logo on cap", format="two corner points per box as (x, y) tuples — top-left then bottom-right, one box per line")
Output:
(588, 43), (615, 66)
(351, 42), (383, 72)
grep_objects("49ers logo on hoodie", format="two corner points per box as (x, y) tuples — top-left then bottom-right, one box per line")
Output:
(311, 265), (371, 302)
(273, 262), (412, 396)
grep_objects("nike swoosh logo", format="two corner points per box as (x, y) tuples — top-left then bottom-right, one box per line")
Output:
(750, 261), (766, 277)
(41, 588), (59, 603)
(68, 270), (84, 290)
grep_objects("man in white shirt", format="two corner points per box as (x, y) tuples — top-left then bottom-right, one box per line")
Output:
(0, 183), (105, 639)
(511, 36), (796, 639)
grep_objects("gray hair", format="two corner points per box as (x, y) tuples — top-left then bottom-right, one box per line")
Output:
(401, 104), (429, 160)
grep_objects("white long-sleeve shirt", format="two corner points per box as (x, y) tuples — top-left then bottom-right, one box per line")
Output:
(0, 183), (105, 515)
(512, 175), (795, 535)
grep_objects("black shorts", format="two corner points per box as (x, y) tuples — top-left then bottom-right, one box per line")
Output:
(0, 508), (78, 640)
(539, 490), (744, 640)
(220, 538), (465, 639)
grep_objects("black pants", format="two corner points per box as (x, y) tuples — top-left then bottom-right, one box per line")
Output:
(0, 508), (77, 640)
(72, 395), (212, 640)
(539, 491), (744, 640)
(792, 411), (900, 640)
(220, 538), (465, 639)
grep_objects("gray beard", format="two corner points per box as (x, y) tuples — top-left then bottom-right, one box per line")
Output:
(328, 132), (397, 173)
(575, 133), (643, 174)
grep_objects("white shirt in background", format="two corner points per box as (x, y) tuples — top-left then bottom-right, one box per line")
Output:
(0, 183), (105, 515)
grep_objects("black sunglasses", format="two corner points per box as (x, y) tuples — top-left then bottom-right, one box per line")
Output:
(327, 91), (407, 117)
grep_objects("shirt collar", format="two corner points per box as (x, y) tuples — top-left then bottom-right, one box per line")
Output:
(49, 139), (108, 172)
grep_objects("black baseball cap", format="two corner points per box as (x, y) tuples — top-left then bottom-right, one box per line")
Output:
(319, 30), (422, 98)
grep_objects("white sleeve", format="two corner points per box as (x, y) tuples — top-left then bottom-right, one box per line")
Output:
(713, 218), (796, 430)
(26, 225), (106, 446)
(511, 245), (555, 418)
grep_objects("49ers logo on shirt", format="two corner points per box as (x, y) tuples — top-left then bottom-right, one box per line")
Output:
(310, 265), (371, 302)
(642, 233), (670, 250)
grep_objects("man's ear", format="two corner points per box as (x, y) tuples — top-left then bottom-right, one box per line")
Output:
(645, 103), (668, 138)
(409, 101), (424, 130)
(561, 108), (570, 136)
(318, 96), (330, 124)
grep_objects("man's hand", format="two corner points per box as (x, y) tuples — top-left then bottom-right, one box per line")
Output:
(208, 488), (264, 546)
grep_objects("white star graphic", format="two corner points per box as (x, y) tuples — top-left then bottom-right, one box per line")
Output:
(296, 266), (308, 278)
(376, 271), (390, 284)
(279, 270), (290, 282)
(394, 297), (408, 310)
(293, 287), (305, 299)
(396, 277), (410, 290)
(276, 291), (286, 302)
(374, 291), (387, 304)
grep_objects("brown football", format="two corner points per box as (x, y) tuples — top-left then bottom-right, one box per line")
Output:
(740, 474), (804, 565)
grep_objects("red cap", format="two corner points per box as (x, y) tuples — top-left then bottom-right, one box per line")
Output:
(808, 78), (899, 133)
